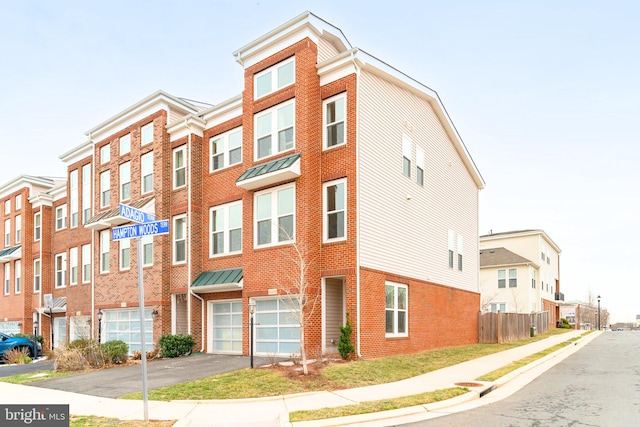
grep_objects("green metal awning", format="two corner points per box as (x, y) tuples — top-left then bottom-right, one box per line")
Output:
(191, 268), (243, 293)
(0, 245), (21, 262)
(236, 153), (301, 190)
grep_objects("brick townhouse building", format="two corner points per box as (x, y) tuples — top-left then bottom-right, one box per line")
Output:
(0, 11), (485, 358)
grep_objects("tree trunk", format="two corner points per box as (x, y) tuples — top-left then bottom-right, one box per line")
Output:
(300, 324), (308, 375)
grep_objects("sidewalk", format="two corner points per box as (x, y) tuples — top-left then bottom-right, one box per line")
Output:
(0, 329), (597, 427)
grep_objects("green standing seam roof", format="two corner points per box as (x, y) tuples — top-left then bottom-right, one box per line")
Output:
(236, 153), (301, 183)
(0, 245), (21, 258)
(191, 268), (243, 288)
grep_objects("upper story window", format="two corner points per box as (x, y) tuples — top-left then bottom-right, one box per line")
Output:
(141, 122), (154, 146)
(173, 215), (187, 264)
(82, 244), (91, 283)
(254, 56), (295, 99)
(211, 128), (242, 172)
(416, 147), (425, 186)
(210, 201), (242, 256)
(15, 195), (21, 210)
(82, 164), (92, 223)
(4, 219), (9, 247)
(531, 268), (536, 289)
(4, 200), (10, 215)
(14, 260), (20, 294)
(323, 93), (346, 149)
(255, 183), (295, 247)
(33, 212), (41, 241)
(385, 281), (408, 337)
(100, 230), (110, 273)
(4, 263), (9, 295)
(448, 230), (455, 268)
(402, 134), (412, 178)
(255, 100), (295, 160)
(141, 235), (153, 266)
(141, 152), (154, 194)
(15, 215), (21, 243)
(498, 268), (517, 288)
(457, 235), (463, 272)
(34, 259), (41, 292)
(55, 204), (67, 231)
(70, 169), (79, 228)
(100, 170), (111, 208)
(55, 252), (66, 288)
(100, 143), (110, 164)
(173, 146), (186, 189)
(120, 162), (131, 201)
(323, 179), (346, 242)
(119, 134), (131, 155)
(69, 247), (78, 285)
(120, 239), (130, 271)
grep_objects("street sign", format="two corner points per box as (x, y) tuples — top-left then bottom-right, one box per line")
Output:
(119, 203), (156, 223)
(111, 220), (169, 241)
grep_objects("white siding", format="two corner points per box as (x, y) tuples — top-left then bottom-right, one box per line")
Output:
(318, 37), (341, 63)
(358, 70), (480, 293)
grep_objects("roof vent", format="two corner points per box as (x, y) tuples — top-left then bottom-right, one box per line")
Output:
(489, 250), (495, 253)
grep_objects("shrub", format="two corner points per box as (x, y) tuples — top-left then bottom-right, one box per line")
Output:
(158, 334), (195, 358)
(338, 313), (355, 360)
(3, 347), (32, 364)
(100, 340), (129, 364)
(559, 318), (572, 329)
(54, 348), (88, 371)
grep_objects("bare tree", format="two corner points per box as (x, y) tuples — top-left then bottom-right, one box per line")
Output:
(275, 235), (321, 375)
(481, 290), (501, 312)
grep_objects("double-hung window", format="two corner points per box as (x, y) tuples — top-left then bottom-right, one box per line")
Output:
(34, 212), (41, 241)
(323, 93), (346, 149)
(385, 282), (408, 337)
(82, 164), (91, 223)
(508, 269), (517, 287)
(211, 128), (242, 171)
(70, 169), (79, 227)
(55, 253), (66, 288)
(323, 179), (346, 242)
(14, 260), (20, 294)
(34, 259), (41, 292)
(255, 100), (295, 160)
(173, 215), (186, 264)
(416, 147), (425, 186)
(448, 230), (455, 268)
(173, 146), (186, 189)
(100, 230), (110, 273)
(402, 134), (412, 178)
(4, 200), (9, 214)
(100, 143), (110, 164)
(141, 122), (154, 145)
(69, 247), (78, 285)
(457, 235), (463, 271)
(498, 269), (506, 288)
(82, 244), (91, 283)
(120, 239), (130, 270)
(210, 201), (242, 256)
(119, 134), (130, 155)
(15, 195), (21, 210)
(3, 219), (9, 247)
(141, 152), (154, 194)
(55, 205), (67, 231)
(254, 56), (295, 99)
(100, 170), (111, 208)
(120, 162), (131, 201)
(255, 184), (295, 247)
(142, 235), (153, 266)
(15, 215), (21, 243)
(4, 264), (9, 295)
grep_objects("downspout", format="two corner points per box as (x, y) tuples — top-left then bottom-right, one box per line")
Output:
(89, 132), (96, 339)
(351, 50), (363, 358)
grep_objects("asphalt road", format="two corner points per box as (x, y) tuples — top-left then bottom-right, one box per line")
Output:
(406, 331), (640, 427)
(3, 353), (277, 398)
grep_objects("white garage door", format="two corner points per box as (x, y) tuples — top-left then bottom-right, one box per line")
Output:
(210, 300), (242, 354)
(104, 309), (153, 354)
(255, 297), (300, 356)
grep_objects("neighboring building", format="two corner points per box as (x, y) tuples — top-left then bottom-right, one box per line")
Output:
(559, 302), (581, 329)
(479, 230), (563, 328)
(0, 11), (484, 358)
(636, 315), (640, 328)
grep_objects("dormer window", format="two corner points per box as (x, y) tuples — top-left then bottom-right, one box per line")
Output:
(254, 57), (295, 99)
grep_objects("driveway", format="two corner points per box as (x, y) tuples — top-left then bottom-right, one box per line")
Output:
(20, 353), (277, 398)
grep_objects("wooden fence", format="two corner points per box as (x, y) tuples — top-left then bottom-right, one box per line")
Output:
(478, 311), (550, 344)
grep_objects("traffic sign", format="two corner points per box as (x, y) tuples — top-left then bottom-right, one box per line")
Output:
(119, 203), (156, 223)
(112, 220), (169, 241)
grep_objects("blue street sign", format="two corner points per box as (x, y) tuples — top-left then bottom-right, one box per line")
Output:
(112, 220), (169, 241)
(119, 203), (156, 223)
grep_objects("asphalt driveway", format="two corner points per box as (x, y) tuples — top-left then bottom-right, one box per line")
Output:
(10, 353), (277, 398)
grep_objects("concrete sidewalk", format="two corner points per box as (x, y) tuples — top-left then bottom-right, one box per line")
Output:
(0, 329), (596, 427)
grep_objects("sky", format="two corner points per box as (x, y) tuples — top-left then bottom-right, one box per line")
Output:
(1, 1), (638, 323)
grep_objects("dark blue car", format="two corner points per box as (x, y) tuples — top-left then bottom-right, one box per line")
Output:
(0, 332), (41, 360)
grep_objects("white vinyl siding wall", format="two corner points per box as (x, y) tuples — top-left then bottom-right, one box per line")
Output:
(357, 70), (480, 293)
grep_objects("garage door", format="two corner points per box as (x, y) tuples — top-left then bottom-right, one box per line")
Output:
(209, 300), (242, 354)
(103, 309), (153, 354)
(255, 297), (300, 356)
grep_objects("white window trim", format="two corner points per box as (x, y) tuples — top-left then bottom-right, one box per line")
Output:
(33, 258), (41, 293)
(141, 152), (154, 195)
(209, 201), (242, 257)
(385, 281), (408, 338)
(322, 178), (347, 243)
(3, 264), (9, 295)
(173, 214), (187, 264)
(55, 204), (67, 231)
(254, 183), (296, 248)
(254, 56), (295, 100)
(34, 212), (41, 241)
(254, 99), (295, 161)
(141, 122), (154, 146)
(14, 260), (20, 294)
(119, 133), (131, 155)
(100, 170), (111, 208)
(120, 161), (131, 201)
(120, 239), (130, 271)
(100, 143), (110, 164)
(55, 253), (67, 288)
(4, 200), (10, 215)
(15, 195), (21, 210)
(142, 235), (153, 267)
(82, 164), (92, 224)
(100, 230), (110, 273)
(70, 169), (79, 228)
(323, 93), (346, 150)
(4, 219), (9, 247)
(82, 244), (91, 283)
(69, 247), (78, 285)
(15, 214), (21, 243)
(173, 146), (186, 189)
(402, 134), (412, 178)
(210, 127), (243, 172)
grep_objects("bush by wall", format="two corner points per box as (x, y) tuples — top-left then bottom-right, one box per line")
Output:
(338, 313), (355, 360)
(100, 340), (129, 364)
(158, 334), (195, 358)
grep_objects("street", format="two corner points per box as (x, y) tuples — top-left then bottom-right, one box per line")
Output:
(405, 331), (640, 427)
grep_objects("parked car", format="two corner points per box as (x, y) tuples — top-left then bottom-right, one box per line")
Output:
(0, 332), (41, 360)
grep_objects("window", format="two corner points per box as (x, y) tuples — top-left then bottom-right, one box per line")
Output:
(33, 259), (41, 292)
(4, 219), (10, 247)
(323, 179), (346, 242)
(210, 201), (242, 256)
(173, 146), (186, 189)
(323, 93), (345, 149)
(55, 205), (67, 230)
(541, 251), (546, 261)
(119, 133), (130, 155)
(385, 282), (408, 337)
(142, 235), (153, 266)
(490, 303), (506, 313)
(3, 263), (9, 295)
(100, 143), (110, 164)
(448, 230), (455, 268)
(173, 215), (186, 264)
(4, 200), (9, 214)
(100, 230), (110, 273)
(120, 239), (130, 270)
(141, 122), (154, 145)
(34, 212), (41, 241)
(498, 269), (506, 288)
(120, 162), (131, 201)
(509, 269), (517, 287)
(416, 146), (424, 186)
(82, 164), (91, 223)
(82, 244), (91, 283)
(100, 170), (111, 208)
(457, 235), (463, 272)
(55, 253), (66, 288)
(531, 268), (536, 289)
(14, 260), (20, 294)
(255, 184), (295, 247)
(255, 100), (295, 160)
(15, 195), (21, 210)
(210, 128), (242, 171)
(70, 169), (79, 227)
(15, 215), (21, 243)
(402, 134), (412, 178)
(254, 56), (295, 99)
(69, 247), (78, 285)
(141, 152), (154, 194)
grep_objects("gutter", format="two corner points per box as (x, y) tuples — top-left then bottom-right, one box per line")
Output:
(351, 50), (362, 358)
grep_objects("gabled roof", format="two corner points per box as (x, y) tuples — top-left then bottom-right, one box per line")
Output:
(479, 247), (534, 268)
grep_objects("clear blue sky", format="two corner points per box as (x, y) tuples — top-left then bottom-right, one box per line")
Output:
(1, 1), (638, 322)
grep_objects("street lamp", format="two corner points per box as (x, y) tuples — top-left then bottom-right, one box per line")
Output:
(597, 295), (601, 331)
(33, 318), (39, 358)
(248, 300), (256, 368)
(97, 310), (104, 344)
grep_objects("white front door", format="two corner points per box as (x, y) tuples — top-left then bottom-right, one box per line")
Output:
(53, 317), (66, 349)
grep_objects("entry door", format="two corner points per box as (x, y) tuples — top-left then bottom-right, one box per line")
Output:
(323, 277), (345, 354)
(54, 317), (66, 349)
